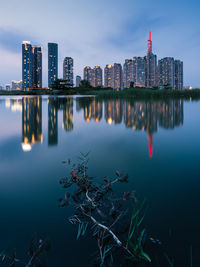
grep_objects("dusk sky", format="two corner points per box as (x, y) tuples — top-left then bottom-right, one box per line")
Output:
(0, 0), (199, 87)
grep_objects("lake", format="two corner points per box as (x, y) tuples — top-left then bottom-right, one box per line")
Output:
(0, 96), (199, 266)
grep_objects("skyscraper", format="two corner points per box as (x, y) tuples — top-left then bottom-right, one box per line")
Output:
(48, 43), (58, 88)
(145, 32), (157, 88)
(32, 46), (42, 88)
(22, 41), (33, 90)
(93, 66), (103, 87)
(76, 75), (81, 87)
(134, 57), (146, 87)
(158, 57), (175, 89)
(175, 60), (183, 90)
(104, 64), (113, 88)
(63, 57), (73, 87)
(84, 66), (94, 86)
(123, 59), (136, 88)
(113, 63), (122, 89)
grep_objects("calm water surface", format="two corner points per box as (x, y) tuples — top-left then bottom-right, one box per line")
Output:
(0, 96), (200, 266)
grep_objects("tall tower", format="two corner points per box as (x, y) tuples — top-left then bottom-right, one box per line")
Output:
(147, 31), (152, 54)
(22, 41), (33, 90)
(32, 46), (42, 88)
(146, 32), (157, 87)
(48, 43), (58, 88)
(63, 57), (73, 86)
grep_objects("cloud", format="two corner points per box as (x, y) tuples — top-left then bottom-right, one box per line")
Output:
(0, 28), (36, 53)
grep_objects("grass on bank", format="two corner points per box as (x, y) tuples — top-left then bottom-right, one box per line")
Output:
(0, 86), (200, 100)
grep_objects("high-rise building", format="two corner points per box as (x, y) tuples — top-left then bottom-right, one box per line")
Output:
(145, 32), (157, 88)
(63, 57), (73, 87)
(6, 84), (11, 91)
(134, 57), (146, 87)
(22, 41), (33, 90)
(93, 66), (103, 87)
(76, 75), (81, 87)
(123, 59), (136, 88)
(32, 46), (42, 88)
(83, 66), (102, 87)
(113, 63), (122, 89)
(158, 57), (175, 89)
(12, 80), (22, 90)
(84, 66), (94, 86)
(175, 60), (183, 90)
(48, 43), (58, 88)
(104, 64), (113, 88)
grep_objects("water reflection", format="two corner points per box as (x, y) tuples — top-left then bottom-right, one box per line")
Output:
(22, 97), (42, 152)
(3, 96), (183, 157)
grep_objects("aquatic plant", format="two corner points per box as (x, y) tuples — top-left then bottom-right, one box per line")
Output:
(59, 152), (151, 266)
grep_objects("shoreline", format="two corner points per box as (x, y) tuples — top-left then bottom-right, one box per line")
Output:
(0, 87), (200, 100)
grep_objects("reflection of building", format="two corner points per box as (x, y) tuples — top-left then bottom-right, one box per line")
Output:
(48, 97), (58, 146)
(22, 97), (42, 151)
(63, 57), (73, 86)
(76, 97), (102, 122)
(105, 100), (123, 124)
(48, 43), (58, 88)
(63, 98), (73, 131)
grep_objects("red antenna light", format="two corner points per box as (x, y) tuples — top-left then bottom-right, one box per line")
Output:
(148, 133), (153, 158)
(147, 31), (152, 54)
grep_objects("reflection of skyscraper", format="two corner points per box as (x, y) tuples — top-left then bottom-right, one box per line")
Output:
(63, 98), (73, 131)
(48, 43), (58, 88)
(48, 97), (58, 146)
(22, 97), (42, 151)
(105, 100), (123, 124)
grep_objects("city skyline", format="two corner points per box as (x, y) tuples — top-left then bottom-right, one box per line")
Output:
(0, 0), (199, 88)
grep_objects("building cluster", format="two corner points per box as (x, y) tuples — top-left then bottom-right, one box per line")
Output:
(3, 33), (182, 91)
(22, 41), (73, 90)
(83, 32), (183, 90)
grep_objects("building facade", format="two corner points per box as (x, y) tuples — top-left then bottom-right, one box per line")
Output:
(93, 66), (103, 87)
(113, 63), (122, 89)
(134, 57), (146, 87)
(32, 46), (42, 88)
(63, 57), (73, 86)
(104, 64), (113, 88)
(48, 43), (58, 88)
(76, 75), (81, 87)
(123, 59), (136, 88)
(175, 60), (183, 90)
(158, 57), (175, 89)
(22, 41), (33, 90)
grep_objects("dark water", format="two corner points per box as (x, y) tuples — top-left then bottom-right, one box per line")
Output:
(0, 96), (199, 266)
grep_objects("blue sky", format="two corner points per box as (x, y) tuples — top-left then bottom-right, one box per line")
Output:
(0, 0), (200, 87)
